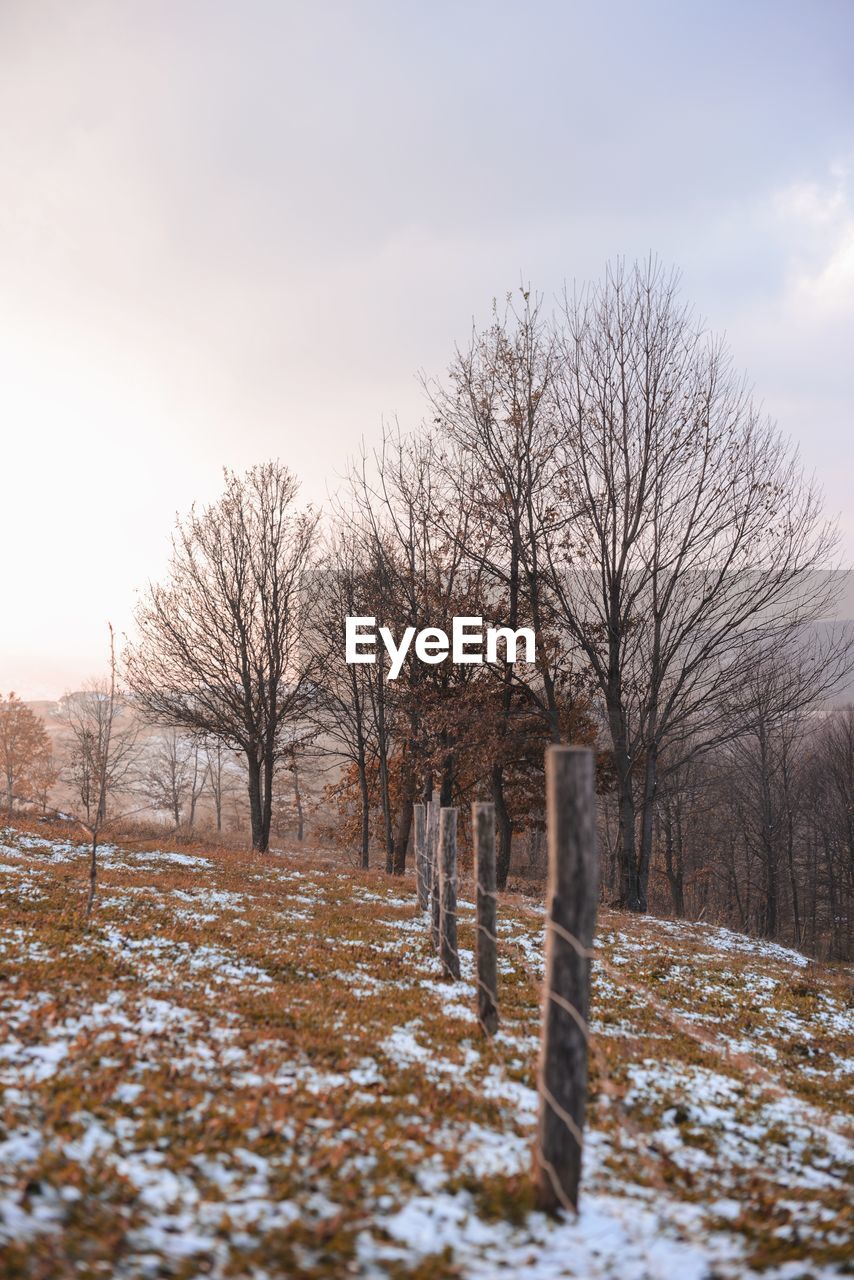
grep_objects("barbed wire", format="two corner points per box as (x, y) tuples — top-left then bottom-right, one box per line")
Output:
(547, 915), (595, 959)
(522, 900), (837, 1204)
(534, 1146), (577, 1216)
(416, 840), (695, 1209)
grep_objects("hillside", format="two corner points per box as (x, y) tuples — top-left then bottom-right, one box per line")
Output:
(0, 822), (851, 1279)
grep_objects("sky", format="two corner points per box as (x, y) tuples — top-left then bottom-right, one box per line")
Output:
(1, 0), (853, 698)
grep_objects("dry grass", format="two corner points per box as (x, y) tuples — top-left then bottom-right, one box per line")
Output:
(0, 817), (851, 1278)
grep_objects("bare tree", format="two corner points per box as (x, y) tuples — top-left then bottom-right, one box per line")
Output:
(306, 527), (380, 867)
(655, 747), (705, 918)
(713, 635), (853, 941)
(125, 462), (318, 851)
(426, 292), (583, 885)
(340, 430), (440, 871)
(547, 259), (845, 911)
(29, 744), (58, 816)
(804, 706), (854, 959)
(142, 730), (208, 829)
(60, 626), (139, 916)
(287, 748), (305, 842)
(344, 426), (488, 871)
(272, 737), (315, 843)
(203, 738), (242, 834)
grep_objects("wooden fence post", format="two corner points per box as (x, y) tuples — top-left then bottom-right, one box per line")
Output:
(536, 745), (597, 1214)
(413, 803), (428, 910)
(429, 797), (441, 950)
(426, 795), (437, 902)
(472, 801), (499, 1035)
(438, 806), (461, 979)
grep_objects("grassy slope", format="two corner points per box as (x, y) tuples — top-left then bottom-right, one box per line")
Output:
(0, 820), (851, 1279)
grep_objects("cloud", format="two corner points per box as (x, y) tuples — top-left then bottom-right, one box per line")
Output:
(772, 165), (854, 319)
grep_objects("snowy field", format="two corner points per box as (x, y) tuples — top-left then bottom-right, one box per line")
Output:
(0, 821), (851, 1278)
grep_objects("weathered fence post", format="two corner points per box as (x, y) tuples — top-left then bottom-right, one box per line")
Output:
(438, 806), (461, 979)
(473, 801), (499, 1035)
(429, 796), (441, 950)
(536, 745), (597, 1214)
(413, 803), (428, 910)
(426, 795), (437, 903)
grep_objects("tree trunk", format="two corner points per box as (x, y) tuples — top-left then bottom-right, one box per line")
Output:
(247, 751), (264, 850)
(614, 753), (640, 910)
(261, 750), (274, 852)
(662, 802), (685, 917)
(637, 745), (658, 912)
(188, 747), (202, 829)
(757, 727), (777, 939)
(785, 825), (800, 948)
(376, 666), (394, 873)
(492, 762), (514, 890)
(606, 689), (641, 910)
(212, 746), (223, 833)
(762, 849), (778, 939)
(357, 750), (370, 869)
(86, 832), (98, 919)
(440, 746), (454, 807)
(414, 803), (428, 910)
(292, 757), (305, 842)
(392, 762), (416, 875)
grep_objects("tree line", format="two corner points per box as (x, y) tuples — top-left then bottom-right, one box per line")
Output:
(125, 261), (854, 957)
(7, 261), (851, 955)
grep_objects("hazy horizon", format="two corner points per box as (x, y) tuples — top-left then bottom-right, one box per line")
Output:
(2, 0), (853, 698)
